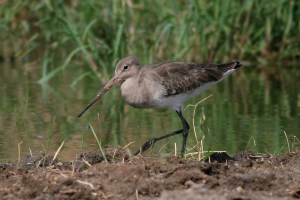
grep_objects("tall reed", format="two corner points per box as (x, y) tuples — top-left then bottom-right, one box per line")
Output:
(0, 1), (299, 82)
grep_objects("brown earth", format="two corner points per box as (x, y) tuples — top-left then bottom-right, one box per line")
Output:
(0, 147), (300, 200)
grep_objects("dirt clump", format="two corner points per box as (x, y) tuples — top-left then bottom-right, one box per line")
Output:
(0, 148), (299, 200)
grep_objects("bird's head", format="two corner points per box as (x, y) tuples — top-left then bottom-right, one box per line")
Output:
(77, 56), (141, 117)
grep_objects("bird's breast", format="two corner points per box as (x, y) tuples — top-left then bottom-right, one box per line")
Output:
(120, 76), (166, 109)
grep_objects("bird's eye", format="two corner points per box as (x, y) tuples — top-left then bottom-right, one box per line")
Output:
(123, 65), (128, 70)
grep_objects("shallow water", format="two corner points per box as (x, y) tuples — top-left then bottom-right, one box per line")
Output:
(0, 60), (299, 162)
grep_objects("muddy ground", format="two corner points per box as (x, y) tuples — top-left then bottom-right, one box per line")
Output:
(0, 147), (299, 200)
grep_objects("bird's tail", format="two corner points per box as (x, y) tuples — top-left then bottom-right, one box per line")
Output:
(216, 61), (242, 73)
(233, 61), (242, 69)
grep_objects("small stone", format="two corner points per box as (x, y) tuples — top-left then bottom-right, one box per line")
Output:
(236, 186), (244, 193)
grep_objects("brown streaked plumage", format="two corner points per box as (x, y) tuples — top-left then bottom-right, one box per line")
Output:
(78, 56), (243, 156)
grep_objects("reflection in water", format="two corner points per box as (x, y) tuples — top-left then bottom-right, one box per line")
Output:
(0, 61), (299, 161)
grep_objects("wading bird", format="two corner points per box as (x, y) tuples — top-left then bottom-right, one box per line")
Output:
(78, 56), (242, 157)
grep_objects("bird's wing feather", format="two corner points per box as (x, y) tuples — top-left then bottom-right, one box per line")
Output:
(146, 61), (238, 96)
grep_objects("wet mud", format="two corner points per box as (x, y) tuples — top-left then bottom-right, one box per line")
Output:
(0, 147), (300, 200)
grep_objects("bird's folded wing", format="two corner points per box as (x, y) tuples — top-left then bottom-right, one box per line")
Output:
(151, 62), (230, 96)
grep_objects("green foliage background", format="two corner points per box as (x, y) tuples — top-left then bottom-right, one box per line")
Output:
(1, 1), (299, 81)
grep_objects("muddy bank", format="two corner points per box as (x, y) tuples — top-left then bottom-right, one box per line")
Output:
(0, 147), (299, 200)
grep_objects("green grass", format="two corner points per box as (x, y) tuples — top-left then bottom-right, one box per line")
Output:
(89, 123), (108, 163)
(0, 1), (299, 83)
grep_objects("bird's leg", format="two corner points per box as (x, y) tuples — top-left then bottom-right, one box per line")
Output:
(133, 109), (190, 157)
(176, 109), (190, 157)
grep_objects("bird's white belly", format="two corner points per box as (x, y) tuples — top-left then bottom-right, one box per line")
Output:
(156, 81), (218, 110)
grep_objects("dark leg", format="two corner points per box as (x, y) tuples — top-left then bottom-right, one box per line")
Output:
(133, 109), (190, 157)
(177, 109), (190, 156)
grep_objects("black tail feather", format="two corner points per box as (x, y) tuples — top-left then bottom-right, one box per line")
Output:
(216, 61), (242, 73)
(234, 61), (242, 69)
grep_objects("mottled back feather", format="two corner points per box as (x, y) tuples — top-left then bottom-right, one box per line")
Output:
(145, 61), (239, 96)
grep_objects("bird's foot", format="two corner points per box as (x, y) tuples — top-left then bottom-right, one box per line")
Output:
(133, 138), (156, 156)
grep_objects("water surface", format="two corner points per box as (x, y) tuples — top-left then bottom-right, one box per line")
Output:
(0, 60), (299, 161)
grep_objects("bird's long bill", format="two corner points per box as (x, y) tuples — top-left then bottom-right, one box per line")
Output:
(77, 75), (119, 117)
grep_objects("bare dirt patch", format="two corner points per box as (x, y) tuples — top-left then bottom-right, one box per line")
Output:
(0, 147), (300, 200)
